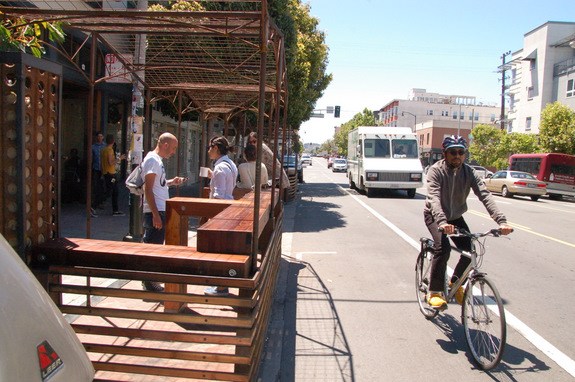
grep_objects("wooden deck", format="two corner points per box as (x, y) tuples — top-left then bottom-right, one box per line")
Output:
(31, 190), (283, 381)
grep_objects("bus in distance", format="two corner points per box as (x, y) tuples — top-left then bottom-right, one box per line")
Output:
(508, 153), (575, 200)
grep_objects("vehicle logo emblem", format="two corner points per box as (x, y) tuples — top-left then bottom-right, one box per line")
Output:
(37, 340), (64, 381)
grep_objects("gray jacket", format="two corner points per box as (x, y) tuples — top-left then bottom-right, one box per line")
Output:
(424, 160), (507, 226)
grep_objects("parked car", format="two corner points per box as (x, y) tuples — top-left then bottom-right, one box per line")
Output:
(301, 153), (312, 166)
(485, 170), (547, 201)
(327, 156), (334, 168)
(470, 165), (493, 179)
(283, 155), (303, 183)
(332, 158), (348, 172)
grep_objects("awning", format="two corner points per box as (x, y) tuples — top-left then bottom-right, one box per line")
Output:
(522, 49), (537, 61)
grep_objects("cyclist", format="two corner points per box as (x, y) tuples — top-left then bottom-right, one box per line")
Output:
(424, 135), (513, 310)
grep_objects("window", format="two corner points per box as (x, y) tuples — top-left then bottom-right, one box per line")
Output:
(364, 139), (390, 158)
(441, 110), (449, 117)
(460, 111), (464, 120)
(426, 133), (430, 145)
(567, 79), (575, 98)
(452, 111), (458, 120)
(490, 114), (496, 122)
(526, 117), (532, 131)
(527, 86), (534, 99)
(530, 60), (536, 71)
(427, 110), (433, 116)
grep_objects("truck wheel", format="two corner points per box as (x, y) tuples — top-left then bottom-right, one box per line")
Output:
(407, 189), (416, 198)
(366, 188), (375, 198)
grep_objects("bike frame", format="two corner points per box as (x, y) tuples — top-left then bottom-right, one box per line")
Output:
(420, 232), (485, 302)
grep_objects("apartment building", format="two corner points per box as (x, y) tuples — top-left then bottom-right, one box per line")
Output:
(376, 88), (499, 131)
(506, 21), (575, 133)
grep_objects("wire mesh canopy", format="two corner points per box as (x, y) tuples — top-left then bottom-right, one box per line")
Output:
(1, 0), (287, 116)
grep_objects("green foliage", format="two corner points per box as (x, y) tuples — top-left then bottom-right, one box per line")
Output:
(270, 0), (332, 130)
(469, 124), (541, 170)
(1, 13), (65, 58)
(333, 108), (376, 156)
(539, 102), (575, 155)
(469, 124), (507, 169)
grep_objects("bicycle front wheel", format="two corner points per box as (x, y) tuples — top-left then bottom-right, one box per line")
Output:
(415, 250), (438, 319)
(461, 276), (506, 370)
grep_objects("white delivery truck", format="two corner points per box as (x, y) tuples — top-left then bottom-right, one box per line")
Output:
(347, 126), (423, 198)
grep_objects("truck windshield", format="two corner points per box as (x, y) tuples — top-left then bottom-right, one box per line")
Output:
(392, 139), (418, 159)
(364, 139), (390, 158)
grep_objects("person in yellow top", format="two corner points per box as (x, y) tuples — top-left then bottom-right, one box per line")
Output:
(101, 134), (126, 216)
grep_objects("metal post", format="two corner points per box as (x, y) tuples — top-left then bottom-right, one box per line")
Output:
(124, 0), (147, 242)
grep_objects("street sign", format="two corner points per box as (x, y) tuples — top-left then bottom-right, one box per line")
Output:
(326, 106), (334, 114)
(310, 113), (325, 118)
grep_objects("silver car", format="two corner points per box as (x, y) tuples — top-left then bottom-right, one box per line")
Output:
(485, 170), (547, 201)
(332, 158), (348, 172)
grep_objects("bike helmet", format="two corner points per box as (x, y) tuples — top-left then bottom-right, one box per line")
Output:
(442, 135), (467, 151)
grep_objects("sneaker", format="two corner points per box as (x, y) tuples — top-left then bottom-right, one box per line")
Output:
(204, 286), (229, 297)
(427, 292), (448, 310)
(142, 281), (164, 292)
(449, 282), (465, 305)
(113, 211), (125, 216)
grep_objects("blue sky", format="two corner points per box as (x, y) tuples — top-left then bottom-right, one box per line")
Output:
(299, 0), (575, 144)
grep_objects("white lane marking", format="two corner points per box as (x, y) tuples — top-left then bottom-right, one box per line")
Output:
(339, 184), (575, 377)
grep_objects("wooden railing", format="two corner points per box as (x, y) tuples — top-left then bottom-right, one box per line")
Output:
(31, 191), (282, 381)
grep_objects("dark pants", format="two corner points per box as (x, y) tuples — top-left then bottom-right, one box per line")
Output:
(103, 173), (119, 212)
(143, 211), (165, 244)
(92, 170), (104, 208)
(424, 212), (472, 292)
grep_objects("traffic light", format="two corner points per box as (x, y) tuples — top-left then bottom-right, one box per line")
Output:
(334, 105), (340, 118)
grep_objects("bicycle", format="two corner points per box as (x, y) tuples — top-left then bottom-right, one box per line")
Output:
(415, 228), (508, 370)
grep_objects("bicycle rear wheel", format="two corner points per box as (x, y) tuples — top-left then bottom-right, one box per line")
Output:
(462, 276), (506, 370)
(415, 250), (438, 319)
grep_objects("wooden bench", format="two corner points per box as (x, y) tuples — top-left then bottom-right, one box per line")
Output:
(32, 238), (251, 279)
(196, 201), (271, 255)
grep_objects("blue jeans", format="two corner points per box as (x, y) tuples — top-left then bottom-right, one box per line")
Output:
(143, 211), (165, 244)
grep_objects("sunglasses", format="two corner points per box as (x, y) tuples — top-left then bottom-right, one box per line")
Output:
(207, 143), (217, 150)
(447, 149), (466, 156)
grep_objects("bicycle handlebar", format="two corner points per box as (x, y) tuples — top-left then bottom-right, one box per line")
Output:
(438, 227), (513, 238)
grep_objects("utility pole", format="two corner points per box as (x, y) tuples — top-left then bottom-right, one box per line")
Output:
(500, 51), (511, 131)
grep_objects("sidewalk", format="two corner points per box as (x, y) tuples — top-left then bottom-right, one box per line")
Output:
(60, 181), (201, 240)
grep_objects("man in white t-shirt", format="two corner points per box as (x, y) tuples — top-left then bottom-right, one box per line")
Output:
(141, 132), (186, 291)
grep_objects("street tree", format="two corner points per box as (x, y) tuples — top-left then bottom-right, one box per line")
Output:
(334, 108), (376, 156)
(539, 102), (575, 155)
(469, 124), (506, 168)
(275, 0), (332, 130)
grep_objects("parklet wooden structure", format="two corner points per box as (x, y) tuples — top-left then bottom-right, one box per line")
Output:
(1, 1), (288, 380)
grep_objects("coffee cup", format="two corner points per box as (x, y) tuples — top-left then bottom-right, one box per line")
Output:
(199, 167), (209, 177)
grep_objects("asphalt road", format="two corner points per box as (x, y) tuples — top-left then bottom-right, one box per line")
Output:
(263, 157), (575, 381)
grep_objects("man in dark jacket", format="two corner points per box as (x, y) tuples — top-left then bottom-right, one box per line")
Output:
(423, 135), (513, 310)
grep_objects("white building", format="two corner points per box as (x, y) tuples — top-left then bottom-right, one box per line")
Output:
(376, 88), (499, 131)
(506, 21), (575, 133)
